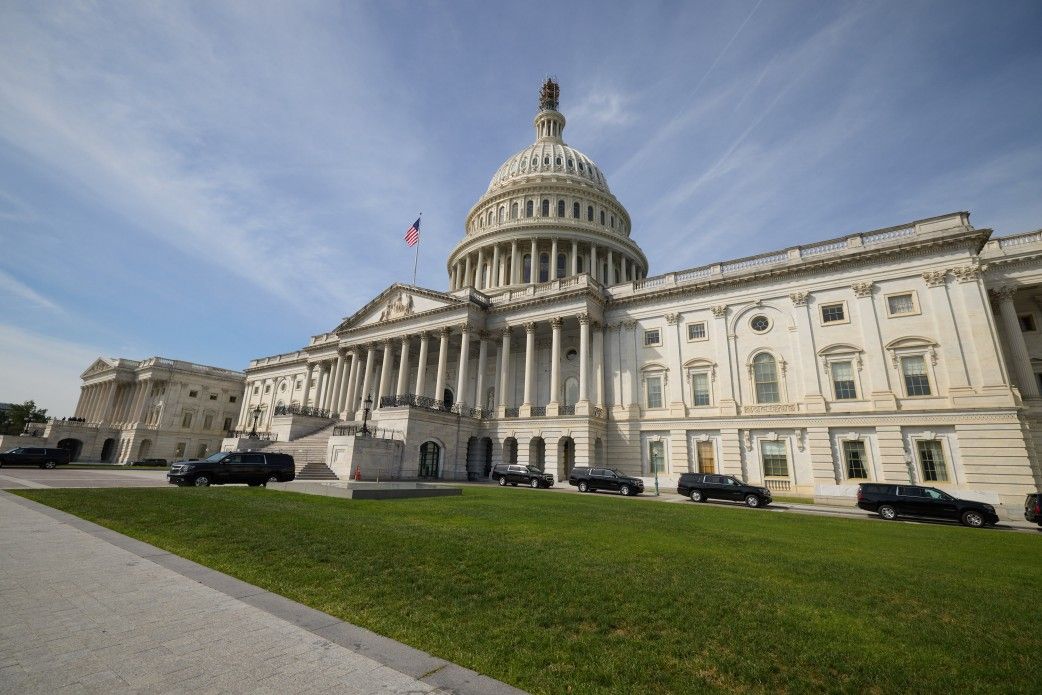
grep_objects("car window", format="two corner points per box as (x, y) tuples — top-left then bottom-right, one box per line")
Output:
(244, 454), (265, 464)
(526, 466), (542, 474)
(224, 454), (243, 464)
(590, 469), (604, 477)
(706, 475), (724, 484)
(898, 486), (926, 497)
(923, 488), (953, 501)
(604, 470), (618, 478)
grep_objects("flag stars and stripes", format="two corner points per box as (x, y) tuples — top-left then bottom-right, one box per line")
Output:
(404, 218), (420, 247)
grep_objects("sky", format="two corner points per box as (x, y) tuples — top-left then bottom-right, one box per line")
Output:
(1, 0), (1041, 416)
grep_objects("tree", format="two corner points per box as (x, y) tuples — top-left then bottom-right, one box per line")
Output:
(3, 401), (48, 435)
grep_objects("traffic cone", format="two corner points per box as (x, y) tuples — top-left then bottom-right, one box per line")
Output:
(354, 466), (362, 481)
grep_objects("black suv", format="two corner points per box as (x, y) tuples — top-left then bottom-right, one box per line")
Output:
(491, 464), (554, 488)
(167, 451), (295, 487)
(857, 482), (999, 528)
(568, 467), (644, 496)
(0, 447), (72, 469)
(677, 472), (772, 508)
(1026, 493), (1041, 526)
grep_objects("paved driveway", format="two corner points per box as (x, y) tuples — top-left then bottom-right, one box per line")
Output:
(0, 467), (169, 490)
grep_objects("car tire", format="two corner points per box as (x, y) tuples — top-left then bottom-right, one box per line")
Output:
(498, 477), (507, 486)
(690, 490), (705, 503)
(193, 475), (211, 487)
(961, 510), (986, 528)
(42, 461), (57, 469)
(620, 485), (632, 497)
(577, 481), (589, 493)
(268, 475), (279, 484)
(878, 504), (897, 520)
(744, 494), (761, 508)
(530, 479), (540, 489)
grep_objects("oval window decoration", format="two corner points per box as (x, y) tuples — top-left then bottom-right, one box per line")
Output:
(750, 315), (771, 333)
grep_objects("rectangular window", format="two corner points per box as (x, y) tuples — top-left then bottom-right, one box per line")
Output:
(643, 329), (661, 347)
(692, 372), (711, 406)
(646, 376), (663, 409)
(264, 384), (271, 394)
(842, 440), (868, 479)
(687, 322), (707, 341)
(209, 393), (218, 401)
(1018, 314), (1036, 332)
(887, 293), (916, 316)
(917, 440), (948, 482)
(832, 361), (857, 400)
(222, 417), (232, 431)
(229, 395), (237, 403)
(203, 414), (213, 430)
(189, 390), (198, 398)
(295, 380), (302, 390)
(901, 355), (931, 396)
(821, 303), (846, 323)
(252, 386), (259, 395)
(181, 412), (193, 428)
(760, 440), (788, 478)
(648, 440), (665, 473)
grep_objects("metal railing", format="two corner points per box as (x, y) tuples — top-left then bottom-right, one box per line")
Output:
(331, 424), (402, 440)
(504, 407), (520, 418)
(530, 406), (546, 417)
(559, 405), (575, 415)
(225, 430), (278, 441)
(273, 404), (333, 419)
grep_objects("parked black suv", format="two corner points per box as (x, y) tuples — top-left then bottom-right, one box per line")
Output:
(0, 447), (72, 469)
(1026, 493), (1041, 526)
(857, 482), (999, 528)
(491, 464), (554, 488)
(568, 467), (644, 496)
(167, 451), (295, 487)
(677, 472), (772, 508)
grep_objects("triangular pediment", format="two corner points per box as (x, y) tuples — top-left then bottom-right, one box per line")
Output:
(334, 284), (468, 332)
(80, 357), (117, 379)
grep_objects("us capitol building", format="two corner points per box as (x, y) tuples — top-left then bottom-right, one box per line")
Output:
(227, 79), (1040, 515)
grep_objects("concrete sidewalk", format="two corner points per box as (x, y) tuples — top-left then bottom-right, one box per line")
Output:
(0, 491), (525, 694)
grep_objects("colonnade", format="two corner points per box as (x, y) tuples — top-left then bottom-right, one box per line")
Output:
(74, 379), (156, 426)
(449, 238), (643, 291)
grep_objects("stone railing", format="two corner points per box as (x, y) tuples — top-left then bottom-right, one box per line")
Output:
(530, 406), (546, 417)
(225, 430), (278, 441)
(504, 407), (520, 418)
(559, 404), (575, 415)
(331, 424), (402, 440)
(764, 478), (792, 492)
(274, 404), (333, 419)
(997, 230), (1042, 249)
(487, 274), (603, 305)
(739, 403), (800, 415)
(249, 351), (308, 369)
(862, 226), (914, 245)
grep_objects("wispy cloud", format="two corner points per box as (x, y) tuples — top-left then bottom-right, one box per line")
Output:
(0, 323), (102, 415)
(0, 270), (62, 313)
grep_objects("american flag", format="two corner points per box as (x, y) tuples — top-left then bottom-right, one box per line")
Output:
(404, 218), (420, 247)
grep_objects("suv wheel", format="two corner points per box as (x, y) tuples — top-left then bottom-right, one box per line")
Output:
(498, 477), (507, 486)
(193, 475), (211, 487)
(620, 484), (632, 497)
(744, 494), (761, 508)
(577, 481), (589, 493)
(42, 461), (57, 469)
(961, 510), (986, 528)
(530, 479), (540, 489)
(878, 504), (897, 520)
(690, 490), (705, 503)
(267, 475), (278, 484)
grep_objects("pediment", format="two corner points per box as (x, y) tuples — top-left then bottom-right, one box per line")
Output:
(80, 357), (117, 379)
(335, 284), (467, 332)
(817, 343), (864, 357)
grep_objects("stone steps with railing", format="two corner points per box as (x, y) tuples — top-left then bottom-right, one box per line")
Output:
(262, 423), (341, 474)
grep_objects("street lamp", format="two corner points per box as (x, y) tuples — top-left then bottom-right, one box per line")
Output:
(248, 407), (261, 439)
(361, 393), (373, 436)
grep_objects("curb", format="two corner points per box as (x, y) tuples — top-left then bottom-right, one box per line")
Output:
(0, 490), (527, 695)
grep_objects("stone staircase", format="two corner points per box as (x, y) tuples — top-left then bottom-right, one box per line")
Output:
(265, 423), (340, 479)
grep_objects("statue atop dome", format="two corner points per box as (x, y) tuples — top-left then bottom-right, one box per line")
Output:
(539, 77), (559, 111)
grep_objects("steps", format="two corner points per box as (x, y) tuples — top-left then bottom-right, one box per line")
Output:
(296, 462), (339, 480)
(263, 422), (340, 476)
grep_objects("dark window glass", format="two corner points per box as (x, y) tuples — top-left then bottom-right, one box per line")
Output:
(557, 199), (565, 217)
(541, 199), (550, 216)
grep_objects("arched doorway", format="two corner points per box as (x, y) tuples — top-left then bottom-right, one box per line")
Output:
(137, 439), (152, 459)
(558, 437), (575, 479)
(503, 437), (518, 466)
(418, 441), (440, 479)
(480, 437), (493, 476)
(99, 438), (116, 463)
(529, 437), (545, 471)
(57, 438), (83, 461)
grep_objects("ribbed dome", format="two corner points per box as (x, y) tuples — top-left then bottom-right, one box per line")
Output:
(486, 142), (611, 195)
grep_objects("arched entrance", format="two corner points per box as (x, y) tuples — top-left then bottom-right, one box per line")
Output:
(137, 439), (153, 459)
(558, 437), (575, 479)
(529, 437), (545, 471)
(99, 438), (116, 463)
(503, 437), (518, 466)
(418, 441), (441, 479)
(57, 438), (83, 461)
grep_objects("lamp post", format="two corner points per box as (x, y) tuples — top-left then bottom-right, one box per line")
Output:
(361, 393), (373, 436)
(248, 407), (261, 439)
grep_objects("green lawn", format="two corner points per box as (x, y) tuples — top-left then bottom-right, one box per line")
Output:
(15, 487), (1040, 694)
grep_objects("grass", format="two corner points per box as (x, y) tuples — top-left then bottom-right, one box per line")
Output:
(15, 487), (1040, 694)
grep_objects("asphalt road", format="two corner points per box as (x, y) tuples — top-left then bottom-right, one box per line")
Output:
(0, 466), (169, 490)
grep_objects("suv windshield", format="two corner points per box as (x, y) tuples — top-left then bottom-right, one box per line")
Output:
(526, 466), (543, 474)
(203, 452), (230, 463)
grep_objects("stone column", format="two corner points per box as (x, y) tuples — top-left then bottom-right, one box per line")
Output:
(510, 240), (519, 285)
(952, 266), (1009, 390)
(522, 322), (537, 408)
(129, 381), (148, 425)
(339, 351), (356, 415)
(435, 327), (450, 406)
(300, 364), (315, 408)
(590, 246), (598, 282)
(396, 336), (411, 397)
(623, 319), (640, 412)
(924, 270), (972, 394)
(328, 354), (345, 413)
(850, 283), (896, 409)
(549, 317), (562, 409)
(593, 322), (605, 409)
(498, 327), (512, 415)
(578, 313), (590, 405)
(995, 286), (1040, 399)
(313, 365), (327, 411)
(377, 341), (394, 407)
(530, 239), (538, 284)
(463, 254), (473, 288)
(789, 292), (826, 412)
(571, 240), (579, 276)
(607, 249), (615, 285)
(360, 345), (377, 409)
(664, 313), (685, 413)
(415, 332), (429, 398)
(491, 245), (500, 289)
(475, 333), (488, 412)
(550, 239), (558, 280)
(711, 306), (737, 415)
(609, 324), (622, 408)
(456, 324), (472, 410)
(475, 249), (485, 289)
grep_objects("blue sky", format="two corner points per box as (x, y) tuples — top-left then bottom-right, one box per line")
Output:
(2, 0), (1041, 416)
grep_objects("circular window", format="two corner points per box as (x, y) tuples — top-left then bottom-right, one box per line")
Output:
(565, 349), (578, 362)
(750, 315), (770, 333)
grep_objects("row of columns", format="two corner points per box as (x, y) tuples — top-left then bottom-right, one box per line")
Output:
(74, 379), (154, 426)
(449, 238), (642, 291)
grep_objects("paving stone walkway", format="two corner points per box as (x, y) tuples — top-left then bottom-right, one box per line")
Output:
(0, 492), (524, 694)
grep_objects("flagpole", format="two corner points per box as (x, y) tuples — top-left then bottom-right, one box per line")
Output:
(411, 213), (422, 286)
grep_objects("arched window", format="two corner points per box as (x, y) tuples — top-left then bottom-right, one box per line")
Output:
(511, 202), (518, 219)
(587, 205), (594, 221)
(557, 199), (565, 217)
(610, 214), (615, 228)
(600, 210), (606, 225)
(487, 210), (492, 225)
(557, 253), (566, 278)
(539, 253), (550, 282)
(543, 156), (550, 166)
(526, 200), (534, 218)
(498, 206), (504, 223)
(418, 441), (440, 479)
(555, 156), (562, 166)
(541, 199), (550, 216)
(573, 201), (580, 218)
(576, 255), (584, 273)
(480, 263), (488, 289)
(753, 353), (780, 403)
(523, 254), (532, 283)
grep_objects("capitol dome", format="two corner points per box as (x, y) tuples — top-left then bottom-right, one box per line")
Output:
(447, 79), (647, 293)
